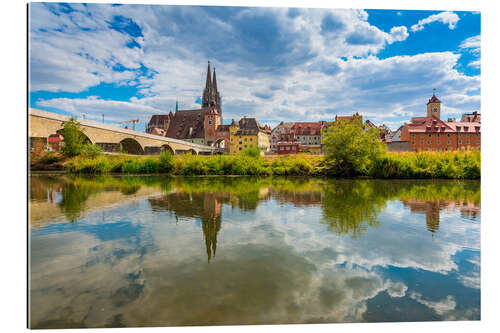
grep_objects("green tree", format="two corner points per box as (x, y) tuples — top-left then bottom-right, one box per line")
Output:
(81, 143), (103, 159)
(322, 118), (387, 176)
(59, 118), (87, 157)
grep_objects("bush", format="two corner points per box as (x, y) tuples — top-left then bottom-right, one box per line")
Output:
(322, 118), (387, 177)
(159, 150), (174, 173)
(59, 118), (87, 157)
(81, 144), (103, 159)
(39, 152), (61, 164)
(242, 146), (261, 158)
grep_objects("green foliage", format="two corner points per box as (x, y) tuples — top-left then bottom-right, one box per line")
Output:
(369, 151), (480, 179)
(39, 152), (61, 164)
(81, 144), (103, 159)
(59, 118), (87, 157)
(65, 149), (480, 179)
(322, 119), (387, 176)
(242, 146), (261, 158)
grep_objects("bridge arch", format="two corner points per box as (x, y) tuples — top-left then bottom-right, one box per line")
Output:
(55, 129), (93, 144)
(161, 144), (175, 155)
(120, 138), (144, 155)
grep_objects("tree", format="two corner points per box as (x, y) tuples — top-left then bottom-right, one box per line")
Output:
(59, 118), (87, 157)
(322, 118), (387, 176)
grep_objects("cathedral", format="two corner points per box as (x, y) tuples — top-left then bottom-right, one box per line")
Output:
(146, 61), (222, 146)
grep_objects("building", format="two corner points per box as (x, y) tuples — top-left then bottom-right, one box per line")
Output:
(215, 124), (230, 149)
(335, 112), (363, 123)
(47, 133), (64, 151)
(276, 132), (300, 155)
(393, 92), (481, 152)
(154, 62), (222, 146)
(229, 117), (271, 154)
(146, 112), (173, 134)
(270, 122), (294, 153)
(291, 121), (328, 154)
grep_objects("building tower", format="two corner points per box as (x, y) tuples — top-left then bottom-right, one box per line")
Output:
(427, 89), (441, 119)
(201, 61), (222, 119)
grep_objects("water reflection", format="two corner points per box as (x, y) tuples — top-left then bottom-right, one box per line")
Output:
(29, 175), (480, 328)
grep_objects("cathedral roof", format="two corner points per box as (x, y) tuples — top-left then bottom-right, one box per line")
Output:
(165, 108), (212, 140)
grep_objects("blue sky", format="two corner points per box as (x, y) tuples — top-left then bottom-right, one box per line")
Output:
(28, 3), (480, 130)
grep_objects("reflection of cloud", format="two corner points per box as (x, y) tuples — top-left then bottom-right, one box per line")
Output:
(409, 292), (456, 315)
(385, 280), (408, 298)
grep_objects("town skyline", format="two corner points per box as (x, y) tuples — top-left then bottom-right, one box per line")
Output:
(29, 3), (480, 131)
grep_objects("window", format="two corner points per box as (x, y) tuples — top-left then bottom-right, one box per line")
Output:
(244, 138), (247, 142)
(466, 140), (470, 144)
(421, 141), (424, 145)
(458, 133), (462, 137)
(437, 133), (440, 137)
(428, 134), (432, 138)
(421, 134), (425, 138)
(458, 140), (462, 144)
(448, 140), (451, 145)
(244, 145), (247, 148)
(239, 141), (242, 145)
(411, 141), (415, 145)
(427, 141), (431, 145)
(286, 146), (290, 151)
(411, 134), (416, 138)
(437, 141), (440, 145)
(250, 138), (253, 142)
(239, 147), (242, 151)
(280, 146), (284, 151)
(208, 120), (212, 125)
(466, 133), (470, 137)
(447, 133), (451, 137)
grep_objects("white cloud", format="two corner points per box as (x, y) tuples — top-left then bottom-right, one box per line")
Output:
(410, 11), (460, 32)
(409, 292), (456, 315)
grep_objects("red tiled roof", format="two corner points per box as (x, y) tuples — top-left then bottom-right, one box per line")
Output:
(165, 108), (212, 140)
(292, 121), (327, 136)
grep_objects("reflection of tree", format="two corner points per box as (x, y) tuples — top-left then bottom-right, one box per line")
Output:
(320, 180), (392, 238)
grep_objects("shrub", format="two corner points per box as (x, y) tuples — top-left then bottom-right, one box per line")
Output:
(59, 118), (87, 157)
(81, 144), (103, 159)
(243, 146), (261, 158)
(39, 152), (61, 164)
(322, 118), (387, 177)
(159, 150), (174, 173)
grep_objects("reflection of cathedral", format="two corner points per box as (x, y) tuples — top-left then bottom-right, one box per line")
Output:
(149, 192), (223, 262)
(402, 199), (481, 234)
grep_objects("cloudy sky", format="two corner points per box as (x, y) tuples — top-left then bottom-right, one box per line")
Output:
(28, 2), (480, 131)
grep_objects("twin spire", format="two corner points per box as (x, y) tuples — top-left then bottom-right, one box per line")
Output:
(202, 61), (221, 117)
(205, 61), (218, 93)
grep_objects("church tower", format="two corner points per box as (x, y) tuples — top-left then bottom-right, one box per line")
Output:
(427, 89), (441, 119)
(201, 61), (222, 119)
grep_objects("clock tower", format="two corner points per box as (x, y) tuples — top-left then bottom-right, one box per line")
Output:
(427, 89), (441, 119)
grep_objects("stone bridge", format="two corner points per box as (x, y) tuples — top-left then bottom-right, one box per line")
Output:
(29, 108), (217, 155)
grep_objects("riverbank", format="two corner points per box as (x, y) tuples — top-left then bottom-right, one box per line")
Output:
(30, 150), (480, 179)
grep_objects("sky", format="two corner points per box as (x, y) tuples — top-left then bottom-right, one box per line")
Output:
(28, 2), (481, 131)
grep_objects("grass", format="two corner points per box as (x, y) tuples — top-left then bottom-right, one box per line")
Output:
(62, 150), (480, 179)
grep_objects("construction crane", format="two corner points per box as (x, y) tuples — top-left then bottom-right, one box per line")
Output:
(117, 119), (139, 131)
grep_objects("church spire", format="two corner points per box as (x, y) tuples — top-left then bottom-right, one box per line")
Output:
(205, 61), (212, 90)
(212, 67), (218, 93)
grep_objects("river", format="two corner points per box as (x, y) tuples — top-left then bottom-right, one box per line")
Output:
(28, 174), (480, 328)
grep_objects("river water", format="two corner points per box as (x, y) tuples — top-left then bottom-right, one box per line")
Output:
(28, 174), (480, 328)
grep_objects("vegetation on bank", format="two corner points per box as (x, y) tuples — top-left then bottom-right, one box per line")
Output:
(31, 117), (480, 179)
(59, 150), (480, 179)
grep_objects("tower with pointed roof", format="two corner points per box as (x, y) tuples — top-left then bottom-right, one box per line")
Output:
(201, 61), (222, 119)
(427, 89), (441, 119)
